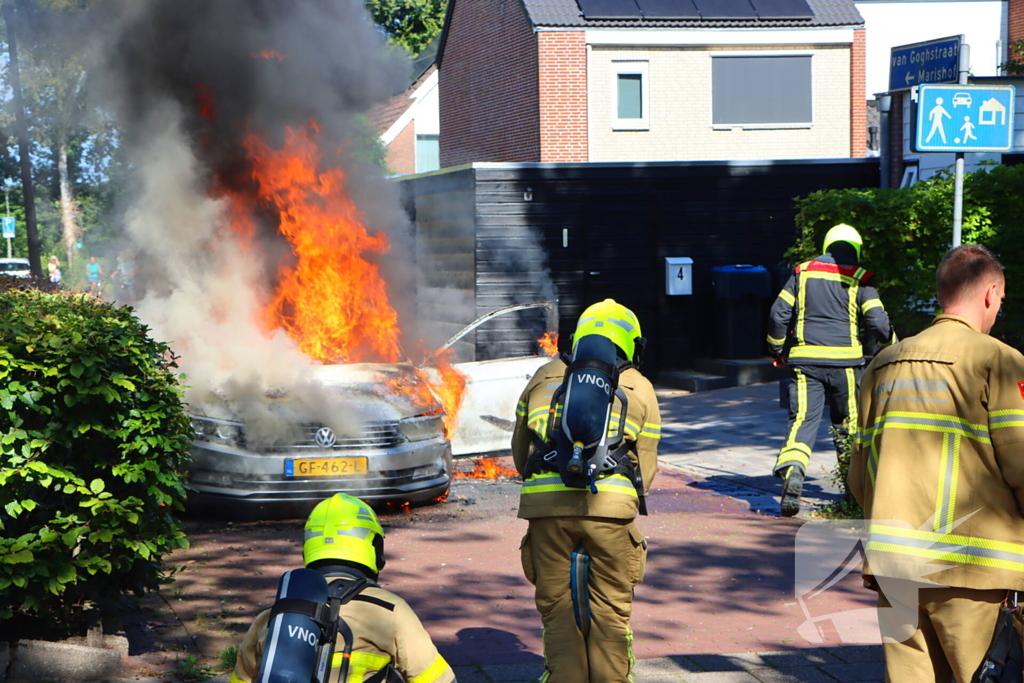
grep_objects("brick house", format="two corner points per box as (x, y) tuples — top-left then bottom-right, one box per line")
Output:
(437, 0), (867, 166)
(369, 64), (440, 175)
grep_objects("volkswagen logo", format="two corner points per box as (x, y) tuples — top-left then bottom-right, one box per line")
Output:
(314, 427), (336, 448)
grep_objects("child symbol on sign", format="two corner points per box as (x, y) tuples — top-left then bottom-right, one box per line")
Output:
(956, 115), (977, 145)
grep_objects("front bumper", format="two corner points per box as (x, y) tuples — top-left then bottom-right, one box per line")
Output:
(184, 437), (452, 520)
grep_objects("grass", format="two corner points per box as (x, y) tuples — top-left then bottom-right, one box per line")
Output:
(175, 654), (216, 682)
(813, 426), (864, 520)
(217, 645), (239, 673)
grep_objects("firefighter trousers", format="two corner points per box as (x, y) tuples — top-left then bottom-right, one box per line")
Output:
(773, 364), (862, 477)
(520, 516), (648, 683)
(876, 578), (1011, 683)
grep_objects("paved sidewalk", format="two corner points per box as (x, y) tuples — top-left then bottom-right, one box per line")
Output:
(657, 382), (844, 517)
(451, 646), (884, 682)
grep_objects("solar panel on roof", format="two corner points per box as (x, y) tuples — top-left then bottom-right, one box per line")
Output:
(576, 0), (643, 19)
(692, 0), (759, 18)
(636, 0), (701, 18)
(751, 0), (813, 18)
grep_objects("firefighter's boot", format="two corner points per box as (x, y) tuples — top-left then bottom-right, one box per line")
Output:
(780, 466), (804, 517)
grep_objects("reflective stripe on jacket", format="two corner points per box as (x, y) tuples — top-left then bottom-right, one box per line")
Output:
(767, 254), (895, 367)
(850, 315), (1024, 591)
(511, 358), (661, 520)
(231, 580), (454, 683)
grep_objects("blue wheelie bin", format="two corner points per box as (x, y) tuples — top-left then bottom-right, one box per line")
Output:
(710, 265), (772, 360)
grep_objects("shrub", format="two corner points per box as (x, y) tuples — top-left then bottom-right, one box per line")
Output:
(787, 166), (1003, 341)
(0, 290), (192, 639)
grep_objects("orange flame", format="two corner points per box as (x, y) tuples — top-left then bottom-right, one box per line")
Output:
(417, 349), (467, 439)
(239, 124), (402, 364)
(538, 331), (559, 357)
(252, 49), (287, 61)
(453, 457), (519, 480)
(225, 120), (468, 438)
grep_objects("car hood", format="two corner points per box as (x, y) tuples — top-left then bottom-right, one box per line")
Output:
(190, 362), (441, 432)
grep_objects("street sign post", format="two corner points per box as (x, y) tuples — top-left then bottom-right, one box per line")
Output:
(915, 84), (1016, 152)
(889, 35), (962, 92)
(2, 216), (13, 259)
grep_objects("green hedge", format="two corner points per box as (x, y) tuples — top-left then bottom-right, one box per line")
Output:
(787, 163), (1024, 347)
(0, 291), (192, 638)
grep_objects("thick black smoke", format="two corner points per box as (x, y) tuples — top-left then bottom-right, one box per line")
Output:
(78, 0), (420, 425)
(105, 0), (407, 175)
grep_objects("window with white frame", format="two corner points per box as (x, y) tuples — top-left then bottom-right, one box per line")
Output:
(613, 60), (649, 130)
(711, 55), (812, 127)
(416, 135), (440, 174)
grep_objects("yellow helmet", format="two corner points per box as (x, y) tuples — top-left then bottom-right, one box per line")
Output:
(822, 223), (863, 260)
(573, 299), (642, 362)
(303, 493), (385, 574)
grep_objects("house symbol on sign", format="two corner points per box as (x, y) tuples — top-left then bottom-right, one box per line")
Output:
(979, 98), (1007, 125)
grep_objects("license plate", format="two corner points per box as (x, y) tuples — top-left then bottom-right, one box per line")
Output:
(285, 457), (369, 477)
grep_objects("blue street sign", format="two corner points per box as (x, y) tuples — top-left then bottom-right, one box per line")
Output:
(915, 85), (1016, 152)
(1, 216), (14, 239)
(890, 35), (961, 92)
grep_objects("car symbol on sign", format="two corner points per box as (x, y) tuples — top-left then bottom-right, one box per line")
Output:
(952, 92), (972, 107)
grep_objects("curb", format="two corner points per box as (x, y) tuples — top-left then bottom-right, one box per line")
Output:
(7, 640), (123, 683)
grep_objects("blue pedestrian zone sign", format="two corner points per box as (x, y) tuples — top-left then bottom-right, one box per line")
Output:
(1, 216), (14, 238)
(916, 85), (1016, 152)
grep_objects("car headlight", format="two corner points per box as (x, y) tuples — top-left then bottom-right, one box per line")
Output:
(190, 416), (245, 447)
(397, 414), (444, 442)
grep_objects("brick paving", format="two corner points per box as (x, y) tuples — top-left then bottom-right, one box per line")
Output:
(111, 381), (886, 683)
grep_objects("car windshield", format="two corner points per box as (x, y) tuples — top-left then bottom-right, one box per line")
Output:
(0, 261), (28, 273)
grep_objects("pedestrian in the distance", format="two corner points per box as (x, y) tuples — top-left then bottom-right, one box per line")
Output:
(766, 224), (896, 516)
(512, 299), (661, 683)
(851, 244), (1024, 682)
(47, 255), (61, 284)
(85, 256), (103, 295)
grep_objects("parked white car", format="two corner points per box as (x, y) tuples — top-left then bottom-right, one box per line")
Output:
(0, 258), (31, 278)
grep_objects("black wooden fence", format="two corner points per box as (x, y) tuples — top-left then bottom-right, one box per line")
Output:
(398, 158), (879, 375)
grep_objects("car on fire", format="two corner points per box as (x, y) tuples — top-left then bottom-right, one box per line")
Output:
(185, 302), (556, 518)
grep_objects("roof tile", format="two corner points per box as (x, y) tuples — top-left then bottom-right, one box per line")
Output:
(521, 0), (862, 28)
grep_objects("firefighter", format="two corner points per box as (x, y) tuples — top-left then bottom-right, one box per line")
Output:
(512, 299), (661, 683)
(850, 245), (1024, 682)
(767, 223), (895, 516)
(230, 493), (455, 683)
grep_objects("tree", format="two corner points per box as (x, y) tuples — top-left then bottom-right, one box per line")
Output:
(366, 0), (447, 57)
(0, 0), (111, 273)
(2, 0), (42, 278)
(1002, 39), (1024, 76)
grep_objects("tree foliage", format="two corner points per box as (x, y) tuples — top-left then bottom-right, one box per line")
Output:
(367, 0), (447, 56)
(1002, 39), (1024, 76)
(788, 163), (1024, 348)
(0, 290), (192, 638)
(0, 0), (123, 271)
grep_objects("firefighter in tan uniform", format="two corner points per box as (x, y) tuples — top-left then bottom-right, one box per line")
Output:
(851, 245), (1024, 682)
(512, 300), (661, 683)
(230, 493), (455, 683)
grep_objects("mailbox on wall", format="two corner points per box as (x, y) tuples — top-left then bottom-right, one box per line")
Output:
(665, 257), (693, 296)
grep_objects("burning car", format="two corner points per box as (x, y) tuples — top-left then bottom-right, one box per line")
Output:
(184, 302), (556, 518)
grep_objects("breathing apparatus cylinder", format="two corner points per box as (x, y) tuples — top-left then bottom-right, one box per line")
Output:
(557, 334), (620, 487)
(255, 568), (329, 683)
